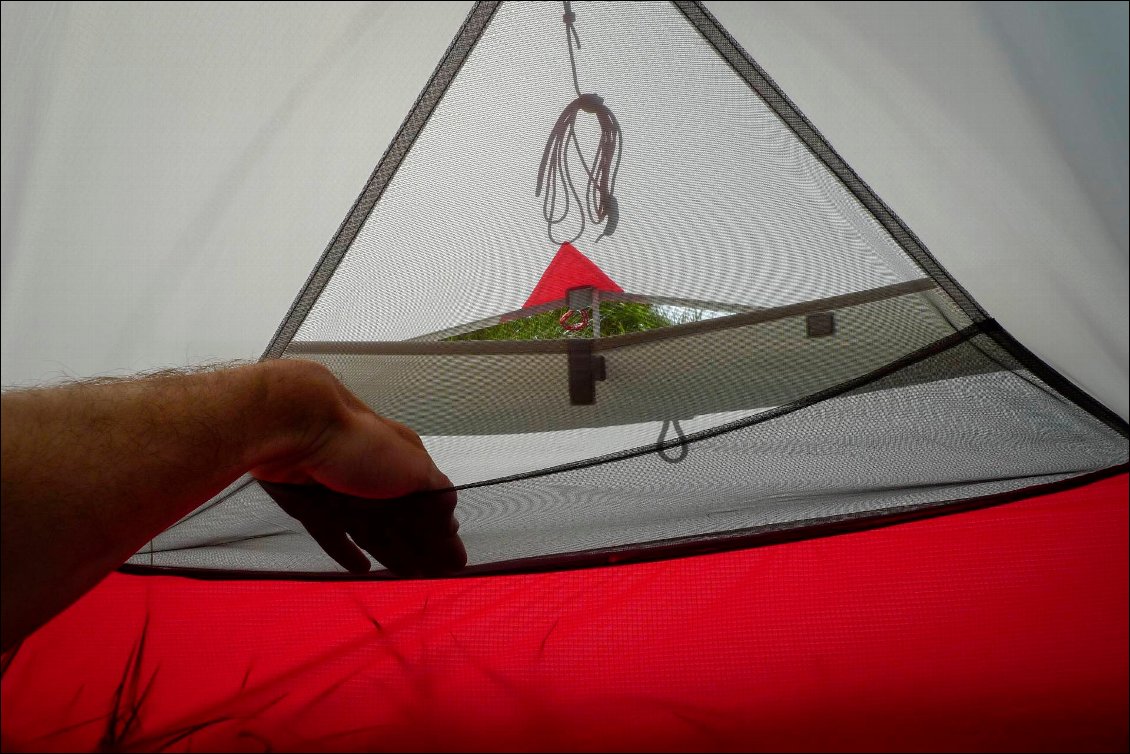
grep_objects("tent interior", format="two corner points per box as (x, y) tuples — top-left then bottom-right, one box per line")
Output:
(2, 2), (1127, 751)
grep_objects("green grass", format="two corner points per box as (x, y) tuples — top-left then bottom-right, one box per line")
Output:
(446, 301), (693, 341)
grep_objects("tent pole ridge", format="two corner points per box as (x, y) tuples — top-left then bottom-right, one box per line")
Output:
(259, 1), (502, 361)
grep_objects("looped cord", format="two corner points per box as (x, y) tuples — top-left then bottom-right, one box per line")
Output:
(657, 419), (689, 464)
(559, 308), (590, 331)
(537, 2), (622, 246)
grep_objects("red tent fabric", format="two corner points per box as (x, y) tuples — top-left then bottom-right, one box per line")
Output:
(522, 243), (623, 309)
(3, 473), (1126, 752)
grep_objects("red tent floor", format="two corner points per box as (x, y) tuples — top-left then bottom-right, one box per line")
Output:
(2, 473), (1127, 752)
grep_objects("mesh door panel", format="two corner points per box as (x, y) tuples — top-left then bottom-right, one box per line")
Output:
(291, 1), (925, 345)
(130, 1), (1128, 576)
(133, 333), (1128, 574)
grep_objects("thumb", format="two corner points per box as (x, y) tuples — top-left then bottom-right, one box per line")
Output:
(310, 416), (451, 499)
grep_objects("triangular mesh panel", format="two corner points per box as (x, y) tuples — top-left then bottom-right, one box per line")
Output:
(131, 1), (1128, 576)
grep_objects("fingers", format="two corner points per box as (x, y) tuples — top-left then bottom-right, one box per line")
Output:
(350, 519), (466, 577)
(307, 525), (372, 574)
(392, 490), (465, 576)
(372, 416), (450, 490)
(347, 523), (417, 577)
(259, 481), (372, 574)
(259, 374), (464, 576)
(346, 489), (466, 577)
(262, 481), (466, 577)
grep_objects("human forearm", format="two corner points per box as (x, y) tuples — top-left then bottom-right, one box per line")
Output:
(0, 359), (447, 650)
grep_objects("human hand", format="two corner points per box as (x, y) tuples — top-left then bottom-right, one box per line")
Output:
(260, 481), (465, 577)
(249, 361), (465, 576)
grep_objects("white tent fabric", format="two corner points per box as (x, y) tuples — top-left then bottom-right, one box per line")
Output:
(3, 1), (1127, 420)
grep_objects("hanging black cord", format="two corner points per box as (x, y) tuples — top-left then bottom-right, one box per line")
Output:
(657, 419), (689, 464)
(536, 2), (622, 245)
(563, 1), (582, 97)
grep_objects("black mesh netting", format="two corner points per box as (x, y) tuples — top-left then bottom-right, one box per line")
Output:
(132, 1), (1128, 576)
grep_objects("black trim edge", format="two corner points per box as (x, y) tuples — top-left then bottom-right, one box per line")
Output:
(260, 1), (501, 360)
(981, 326), (1129, 438)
